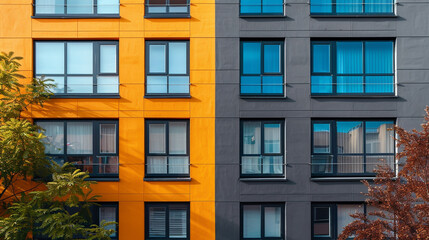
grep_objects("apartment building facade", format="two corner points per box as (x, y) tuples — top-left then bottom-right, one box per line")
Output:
(0, 0), (428, 239)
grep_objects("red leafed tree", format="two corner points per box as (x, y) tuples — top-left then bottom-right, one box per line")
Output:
(338, 107), (429, 240)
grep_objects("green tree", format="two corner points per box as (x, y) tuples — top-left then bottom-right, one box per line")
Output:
(0, 52), (116, 239)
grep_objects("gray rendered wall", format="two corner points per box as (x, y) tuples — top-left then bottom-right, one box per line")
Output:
(215, 0), (429, 239)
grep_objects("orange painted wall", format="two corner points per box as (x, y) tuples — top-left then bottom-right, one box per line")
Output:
(0, 0), (216, 239)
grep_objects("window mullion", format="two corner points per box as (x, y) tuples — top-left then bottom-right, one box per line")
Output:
(166, 122), (170, 175)
(261, 205), (265, 239)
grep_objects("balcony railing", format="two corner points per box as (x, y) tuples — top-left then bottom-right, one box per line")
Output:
(49, 83), (120, 96)
(145, 1), (190, 18)
(310, 0), (395, 15)
(72, 156), (119, 178)
(33, 0), (120, 17)
(241, 156), (285, 176)
(239, 1), (285, 16)
(311, 80), (395, 96)
(311, 155), (396, 177)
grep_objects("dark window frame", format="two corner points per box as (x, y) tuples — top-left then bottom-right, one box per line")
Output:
(311, 203), (372, 240)
(240, 40), (285, 97)
(35, 119), (119, 179)
(34, 40), (119, 98)
(144, 0), (191, 18)
(240, 120), (285, 178)
(309, 0), (395, 16)
(311, 119), (396, 177)
(310, 39), (395, 96)
(145, 202), (190, 240)
(145, 41), (190, 97)
(32, 0), (120, 18)
(145, 119), (190, 178)
(240, 203), (285, 240)
(239, 0), (286, 17)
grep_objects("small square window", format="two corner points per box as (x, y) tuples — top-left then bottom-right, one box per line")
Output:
(241, 203), (285, 240)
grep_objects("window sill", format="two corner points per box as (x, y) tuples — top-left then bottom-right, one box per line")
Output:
(144, 14), (190, 19)
(144, 95), (191, 99)
(311, 94), (397, 99)
(50, 94), (120, 99)
(87, 177), (119, 182)
(240, 14), (286, 18)
(310, 14), (397, 18)
(240, 178), (288, 182)
(32, 15), (120, 19)
(311, 177), (376, 182)
(144, 177), (191, 182)
(240, 95), (286, 99)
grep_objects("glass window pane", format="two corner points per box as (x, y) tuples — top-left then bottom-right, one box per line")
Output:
(169, 122), (187, 154)
(262, 0), (283, 14)
(168, 76), (189, 94)
(365, 0), (393, 13)
(99, 156), (119, 174)
(242, 156), (261, 174)
(366, 121), (394, 154)
(97, 0), (119, 14)
(99, 206), (117, 237)
(264, 123), (281, 154)
(148, 0), (167, 13)
(149, 44), (166, 73)
(314, 207), (330, 237)
(147, 156), (168, 174)
(241, 76), (262, 94)
(35, 0), (65, 14)
(337, 76), (364, 93)
(313, 44), (331, 73)
(262, 76), (283, 94)
(67, 122), (93, 154)
(311, 76), (333, 94)
(337, 121), (363, 154)
(366, 155), (395, 173)
(243, 205), (261, 238)
(310, 0), (332, 13)
(147, 76), (168, 94)
(67, 43), (93, 74)
(243, 122), (261, 154)
(337, 204), (363, 237)
(168, 157), (189, 174)
(169, 208), (187, 238)
(337, 155), (364, 173)
(35, 42), (64, 75)
(97, 76), (119, 94)
(336, 0), (363, 13)
(38, 122), (64, 154)
(38, 76), (65, 94)
(262, 156), (283, 174)
(149, 207), (166, 237)
(365, 41), (393, 74)
(241, 0), (262, 14)
(242, 42), (261, 74)
(311, 155), (333, 174)
(169, 42), (187, 74)
(100, 124), (116, 154)
(313, 123), (330, 153)
(264, 44), (281, 73)
(149, 124), (166, 154)
(336, 42), (363, 74)
(169, 0), (188, 13)
(67, 77), (93, 94)
(365, 76), (394, 94)
(100, 45), (117, 73)
(265, 207), (281, 237)
(67, 0), (94, 14)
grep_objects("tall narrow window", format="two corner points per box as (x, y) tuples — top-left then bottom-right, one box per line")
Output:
(241, 120), (284, 177)
(34, 0), (120, 17)
(311, 40), (395, 95)
(145, 0), (190, 18)
(241, 41), (284, 96)
(145, 120), (189, 178)
(310, 0), (394, 15)
(240, 0), (285, 16)
(311, 120), (395, 177)
(35, 41), (119, 96)
(146, 41), (190, 96)
(145, 203), (190, 240)
(241, 203), (285, 240)
(36, 120), (119, 179)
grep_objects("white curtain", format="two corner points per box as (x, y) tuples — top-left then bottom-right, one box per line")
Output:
(243, 122), (261, 154)
(263, 156), (283, 174)
(264, 207), (281, 237)
(67, 122), (93, 154)
(147, 156), (167, 174)
(264, 124), (281, 154)
(149, 124), (166, 154)
(168, 157), (189, 174)
(243, 205), (261, 238)
(242, 156), (261, 174)
(38, 122), (64, 154)
(169, 208), (187, 238)
(149, 207), (166, 237)
(337, 204), (363, 237)
(100, 124), (116, 154)
(169, 122), (187, 154)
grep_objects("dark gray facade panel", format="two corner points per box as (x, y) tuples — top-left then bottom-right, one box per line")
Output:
(215, 0), (429, 239)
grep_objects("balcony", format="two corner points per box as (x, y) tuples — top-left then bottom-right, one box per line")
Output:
(33, 0), (120, 18)
(311, 77), (396, 96)
(311, 155), (396, 178)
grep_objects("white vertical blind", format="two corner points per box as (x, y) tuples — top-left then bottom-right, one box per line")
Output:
(100, 124), (116, 154)
(149, 124), (166, 154)
(264, 207), (281, 237)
